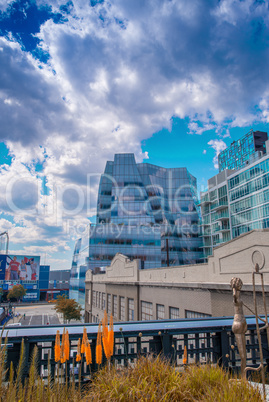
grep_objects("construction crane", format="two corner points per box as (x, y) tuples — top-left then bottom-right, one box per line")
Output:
(0, 231), (9, 254)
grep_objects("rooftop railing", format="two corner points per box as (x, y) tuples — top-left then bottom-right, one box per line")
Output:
(1, 316), (268, 380)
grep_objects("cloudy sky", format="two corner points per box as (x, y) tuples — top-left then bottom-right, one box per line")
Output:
(0, 0), (269, 270)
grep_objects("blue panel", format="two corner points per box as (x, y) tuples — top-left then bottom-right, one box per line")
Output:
(0, 255), (7, 280)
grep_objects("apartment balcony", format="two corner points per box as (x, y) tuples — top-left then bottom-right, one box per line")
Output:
(212, 239), (224, 246)
(212, 236), (230, 246)
(200, 244), (212, 248)
(212, 211), (229, 222)
(215, 215), (229, 222)
(199, 221), (211, 227)
(197, 198), (211, 206)
(199, 232), (211, 238)
(212, 225), (230, 234)
(210, 201), (228, 212)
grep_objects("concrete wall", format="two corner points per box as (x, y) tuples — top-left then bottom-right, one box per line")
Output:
(85, 230), (269, 323)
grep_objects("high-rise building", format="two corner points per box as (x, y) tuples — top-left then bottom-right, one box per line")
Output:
(200, 137), (269, 258)
(70, 234), (90, 307)
(70, 153), (203, 306)
(218, 130), (267, 172)
(89, 154), (202, 268)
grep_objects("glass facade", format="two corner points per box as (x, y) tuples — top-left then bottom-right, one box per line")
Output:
(218, 130), (267, 172)
(89, 153), (202, 270)
(200, 150), (269, 258)
(39, 265), (50, 290)
(69, 232), (90, 309)
(71, 153), (203, 306)
(229, 157), (269, 237)
(199, 174), (231, 258)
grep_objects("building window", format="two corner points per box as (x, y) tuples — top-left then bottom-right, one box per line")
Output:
(141, 301), (153, 321)
(102, 293), (106, 310)
(99, 292), (101, 309)
(92, 291), (96, 308)
(169, 307), (179, 319)
(86, 289), (91, 305)
(185, 310), (211, 319)
(156, 304), (165, 320)
(113, 295), (118, 318)
(107, 294), (111, 315)
(120, 297), (125, 321)
(128, 298), (134, 321)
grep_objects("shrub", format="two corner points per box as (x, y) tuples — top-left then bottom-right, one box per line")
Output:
(85, 355), (263, 401)
(0, 332), (263, 402)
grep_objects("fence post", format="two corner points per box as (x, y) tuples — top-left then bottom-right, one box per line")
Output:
(150, 336), (162, 356)
(162, 332), (173, 361)
(22, 337), (30, 384)
(212, 330), (230, 367)
(220, 330), (230, 368)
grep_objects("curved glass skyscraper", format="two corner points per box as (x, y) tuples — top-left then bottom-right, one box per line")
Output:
(70, 153), (203, 306)
(69, 234), (90, 308)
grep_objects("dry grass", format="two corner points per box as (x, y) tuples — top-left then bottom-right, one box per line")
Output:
(85, 355), (263, 402)
(0, 332), (263, 402)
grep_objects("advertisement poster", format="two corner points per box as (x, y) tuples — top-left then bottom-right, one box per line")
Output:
(3, 255), (40, 282)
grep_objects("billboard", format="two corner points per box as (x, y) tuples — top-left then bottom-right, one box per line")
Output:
(0, 255), (40, 282)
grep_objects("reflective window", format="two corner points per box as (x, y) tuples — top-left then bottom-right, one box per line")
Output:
(156, 304), (165, 320)
(185, 310), (211, 318)
(141, 301), (153, 320)
(128, 298), (134, 321)
(120, 296), (125, 320)
(169, 307), (179, 319)
(92, 291), (96, 307)
(113, 295), (117, 318)
(107, 294), (111, 315)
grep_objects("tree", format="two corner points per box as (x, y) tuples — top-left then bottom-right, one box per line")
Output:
(7, 284), (26, 301)
(54, 295), (82, 323)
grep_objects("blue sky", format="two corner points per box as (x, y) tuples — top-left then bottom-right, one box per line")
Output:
(0, 0), (269, 269)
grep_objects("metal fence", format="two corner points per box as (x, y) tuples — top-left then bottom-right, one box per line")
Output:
(2, 316), (269, 381)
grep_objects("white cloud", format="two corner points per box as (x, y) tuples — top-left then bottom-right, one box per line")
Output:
(1, 0), (269, 268)
(208, 139), (227, 169)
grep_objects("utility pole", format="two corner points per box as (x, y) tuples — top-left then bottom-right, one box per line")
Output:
(166, 239), (169, 267)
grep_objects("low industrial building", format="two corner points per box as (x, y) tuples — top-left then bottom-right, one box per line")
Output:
(85, 229), (269, 323)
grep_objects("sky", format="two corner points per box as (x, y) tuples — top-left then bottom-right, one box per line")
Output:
(0, 0), (269, 270)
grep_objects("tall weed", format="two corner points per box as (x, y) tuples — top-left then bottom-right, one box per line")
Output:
(0, 341), (263, 402)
